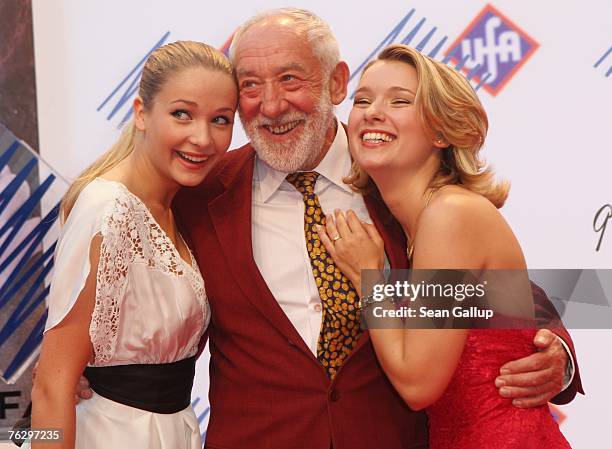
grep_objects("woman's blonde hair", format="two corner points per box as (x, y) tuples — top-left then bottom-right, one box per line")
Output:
(345, 44), (509, 208)
(60, 41), (234, 221)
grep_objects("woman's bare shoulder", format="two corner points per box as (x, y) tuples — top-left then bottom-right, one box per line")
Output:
(415, 185), (525, 269)
(420, 185), (500, 233)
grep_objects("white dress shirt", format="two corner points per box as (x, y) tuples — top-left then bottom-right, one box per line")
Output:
(251, 123), (369, 354)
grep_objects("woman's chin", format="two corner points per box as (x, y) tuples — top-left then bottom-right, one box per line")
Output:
(173, 170), (211, 188)
(355, 154), (392, 175)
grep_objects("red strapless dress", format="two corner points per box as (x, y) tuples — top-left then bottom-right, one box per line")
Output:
(426, 328), (572, 448)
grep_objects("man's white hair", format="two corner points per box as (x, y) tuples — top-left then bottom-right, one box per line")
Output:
(229, 8), (341, 75)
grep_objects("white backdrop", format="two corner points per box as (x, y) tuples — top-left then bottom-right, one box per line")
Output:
(31, 0), (612, 446)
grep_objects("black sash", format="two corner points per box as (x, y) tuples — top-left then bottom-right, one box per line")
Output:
(83, 356), (196, 414)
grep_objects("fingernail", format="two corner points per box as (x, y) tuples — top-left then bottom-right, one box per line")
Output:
(495, 378), (506, 387)
(500, 368), (510, 375)
(499, 387), (510, 397)
(513, 399), (523, 407)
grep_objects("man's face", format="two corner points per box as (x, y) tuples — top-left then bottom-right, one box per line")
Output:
(234, 19), (335, 172)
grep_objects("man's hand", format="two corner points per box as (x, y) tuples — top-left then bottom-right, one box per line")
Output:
(75, 375), (93, 403)
(495, 329), (568, 408)
(494, 329), (567, 408)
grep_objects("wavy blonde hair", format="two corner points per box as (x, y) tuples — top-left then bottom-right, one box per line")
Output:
(60, 41), (234, 221)
(345, 44), (509, 208)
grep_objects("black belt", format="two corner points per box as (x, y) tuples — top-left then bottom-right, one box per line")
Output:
(84, 356), (196, 414)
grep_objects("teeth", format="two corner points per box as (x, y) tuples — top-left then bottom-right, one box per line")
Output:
(266, 120), (300, 135)
(362, 132), (395, 143)
(178, 151), (209, 163)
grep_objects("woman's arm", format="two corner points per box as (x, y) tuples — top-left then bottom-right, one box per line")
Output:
(367, 328), (467, 411)
(318, 203), (489, 410)
(377, 200), (481, 410)
(31, 236), (100, 449)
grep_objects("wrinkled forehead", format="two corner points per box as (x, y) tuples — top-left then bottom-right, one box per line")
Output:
(233, 21), (318, 71)
(236, 16), (302, 49)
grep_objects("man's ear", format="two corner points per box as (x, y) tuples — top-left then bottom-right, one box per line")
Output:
(133, 97), (146, 131)
(328, 61), (350, 106)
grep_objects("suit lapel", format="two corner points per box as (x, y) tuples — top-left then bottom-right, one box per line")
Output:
(208, 147), (315, 359)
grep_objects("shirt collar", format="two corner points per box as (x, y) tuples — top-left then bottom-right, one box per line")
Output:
(255, 119), (353, 202)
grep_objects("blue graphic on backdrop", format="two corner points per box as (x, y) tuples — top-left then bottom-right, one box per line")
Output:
(594, 45), (612, 78)
(445, 4), (538, 96)
(348, 7), (493, 100)
(97, 32), (171, 128)
(0, 123), (67, 384)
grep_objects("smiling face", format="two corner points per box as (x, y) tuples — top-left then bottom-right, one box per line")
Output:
(348, 60), (441, 178)
(234, 18), (337, 172)
(134, 66), (237, 188)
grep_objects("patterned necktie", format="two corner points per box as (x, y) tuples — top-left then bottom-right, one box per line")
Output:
(286, 171), (362, 379)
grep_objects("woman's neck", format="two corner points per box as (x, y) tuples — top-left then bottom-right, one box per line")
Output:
(370, 158), (440, 242)
(104, 149), (179, 220)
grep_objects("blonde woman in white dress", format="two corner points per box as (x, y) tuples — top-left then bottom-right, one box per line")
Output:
(28, 41), (237, 449)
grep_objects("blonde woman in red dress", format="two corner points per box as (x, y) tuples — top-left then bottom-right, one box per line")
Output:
(318, 44), (572, 449)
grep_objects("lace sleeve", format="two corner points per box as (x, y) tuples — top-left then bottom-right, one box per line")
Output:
(88, 193), (136, 364)
(45, 180), (133, 364)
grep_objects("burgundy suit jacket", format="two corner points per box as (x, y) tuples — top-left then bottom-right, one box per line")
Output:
(174, 143), (582, 449)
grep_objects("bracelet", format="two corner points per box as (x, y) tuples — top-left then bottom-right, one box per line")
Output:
(359, 292), (395, 309)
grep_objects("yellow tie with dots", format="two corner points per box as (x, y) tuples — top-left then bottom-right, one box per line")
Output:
(285, 171), (362, 379)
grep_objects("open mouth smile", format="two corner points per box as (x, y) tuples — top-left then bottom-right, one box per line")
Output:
(361, 131), (396, 144)
(263, 120), (302, 135)
(176, 151), (210, 164)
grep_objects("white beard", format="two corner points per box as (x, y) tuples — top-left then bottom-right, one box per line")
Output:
(240, 88), (335, 173)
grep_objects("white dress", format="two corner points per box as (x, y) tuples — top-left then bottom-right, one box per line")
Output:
(28, 178), (209, 449)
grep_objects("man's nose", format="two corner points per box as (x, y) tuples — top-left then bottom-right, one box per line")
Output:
(260, 83), (288, 119)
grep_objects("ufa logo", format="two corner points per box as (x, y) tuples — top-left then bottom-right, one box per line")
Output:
(446, 4), (538, 96)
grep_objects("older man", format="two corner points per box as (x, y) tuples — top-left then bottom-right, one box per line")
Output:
(176, 8), (580, 449)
